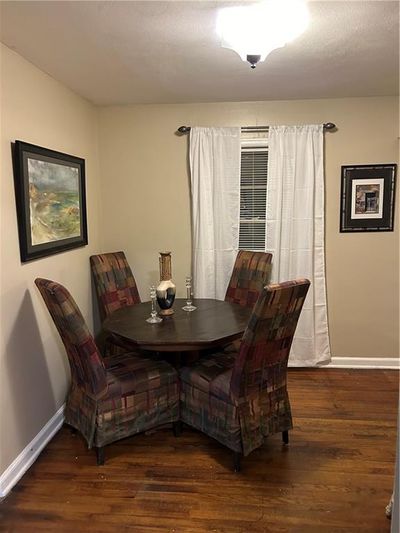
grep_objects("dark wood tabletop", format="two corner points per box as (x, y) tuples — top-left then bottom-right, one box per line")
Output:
(103, 298), (251, 352)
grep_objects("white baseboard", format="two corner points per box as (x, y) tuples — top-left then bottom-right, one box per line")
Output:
(0, 404), (65, 499)
(326, 357), (399, 370)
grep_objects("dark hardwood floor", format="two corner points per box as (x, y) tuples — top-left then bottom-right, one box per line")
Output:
(1, 369), (398, 532)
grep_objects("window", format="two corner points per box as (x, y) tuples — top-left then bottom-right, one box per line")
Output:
(239, 135), (268, 251)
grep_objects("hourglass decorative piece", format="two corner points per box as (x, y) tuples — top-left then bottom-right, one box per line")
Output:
(182, 276), (196, 312)
(146, 285), (162, 323)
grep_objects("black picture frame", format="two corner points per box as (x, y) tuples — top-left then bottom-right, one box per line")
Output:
(13, 140), (88, 262)
(340, 164), (397, 232)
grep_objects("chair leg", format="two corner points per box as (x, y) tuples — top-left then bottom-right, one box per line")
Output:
(64, 422), (77, 435)
(282, 430), (289, 444)
(233, 452), (242, 473)
(173, 421), (182, 437)
(95, 446), (105, 465)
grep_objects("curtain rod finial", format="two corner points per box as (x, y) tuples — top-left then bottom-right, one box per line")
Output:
(177, 126), (191, 134)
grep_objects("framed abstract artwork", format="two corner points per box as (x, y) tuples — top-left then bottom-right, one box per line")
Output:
(340, 164), (397, 232)
(13, 140), (88, 262)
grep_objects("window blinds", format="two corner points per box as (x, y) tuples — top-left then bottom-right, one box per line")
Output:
(239, 143), (268, 251)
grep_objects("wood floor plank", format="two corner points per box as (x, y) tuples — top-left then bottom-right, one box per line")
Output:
(0, 369), (398, 532)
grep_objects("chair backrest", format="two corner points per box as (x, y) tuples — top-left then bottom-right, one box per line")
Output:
(90, 251), (141, 320)
(230, 279), (310, 399)
(225, 250), (273, 308)
(35, 278), (107, 399)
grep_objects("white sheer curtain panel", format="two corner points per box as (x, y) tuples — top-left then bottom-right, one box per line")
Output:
(189, 127), (241, 299)
(266, 124), (331, 366)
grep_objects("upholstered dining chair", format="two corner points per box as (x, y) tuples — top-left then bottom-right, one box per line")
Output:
(225, 250), (273, 308)
(90, 251), (141, 321)
(90, 251), (142, 354)
(179, 279), (310, 472)
(35, 278), (179, 465)
(223, 250), (273, 353)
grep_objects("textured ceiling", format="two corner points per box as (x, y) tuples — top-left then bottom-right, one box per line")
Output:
(0, 1), (398, 105)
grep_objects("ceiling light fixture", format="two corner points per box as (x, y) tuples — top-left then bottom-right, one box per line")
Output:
(217, 0), (310, 69)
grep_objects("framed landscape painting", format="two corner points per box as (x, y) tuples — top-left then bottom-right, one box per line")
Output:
(340, 164), (397, 232)
(13, 141), (88, 262)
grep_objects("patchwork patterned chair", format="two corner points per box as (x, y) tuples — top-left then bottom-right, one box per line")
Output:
(225, 250), (273, 308)
(224, 250), (273, 353)
(180, 279), (310, 472)
(90, 251), (141, 354)
(90, 251), (141, 320)
(35, 278), (179, 465)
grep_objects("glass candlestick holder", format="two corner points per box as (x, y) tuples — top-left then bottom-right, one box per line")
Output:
(146, 285), (162, 323)
(182, 276), (196, 311)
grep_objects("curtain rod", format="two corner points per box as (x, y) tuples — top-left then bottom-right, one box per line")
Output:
(177, 123), (336, 134)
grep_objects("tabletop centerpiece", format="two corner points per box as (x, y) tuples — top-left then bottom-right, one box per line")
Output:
(156, 251), (176, 316)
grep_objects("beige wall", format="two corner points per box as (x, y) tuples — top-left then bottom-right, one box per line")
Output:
(0, 45), (102, 475)
(98, 96), (399, 359)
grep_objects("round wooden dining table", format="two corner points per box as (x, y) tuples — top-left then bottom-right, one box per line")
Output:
(103, 298), (252, 353)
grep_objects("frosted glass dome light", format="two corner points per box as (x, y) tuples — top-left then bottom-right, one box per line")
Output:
(217, 0), (310, 68)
